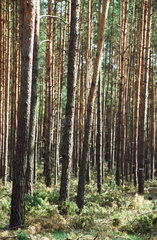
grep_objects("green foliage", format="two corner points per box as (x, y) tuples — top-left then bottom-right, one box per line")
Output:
(0, 197), (11, 213)
(121, 213), (157, 235)
(152, 199), (157, 210)
(1, 177), (157, 240)
(59, 201), (79, 216)
(132, 214), (157, 234)
(52, 230), (67, 240)
(25, 194), (45, 212)
(85, 188), (122, 209)
(16, 231), (31, 240)
(71, 207), (95, 231)
(47, 188), (60, 204)
(68, 202), (79, 216)
(114, 232), (147, 240)
(34, 189), (50, 200)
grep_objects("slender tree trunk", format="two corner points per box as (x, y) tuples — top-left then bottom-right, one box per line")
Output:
(55, 0), (67, 185)
(138, 0), (151, 194)
(3, 0), (11, 185)
(133, 1), (144, 187)
(0, 0), (2, 178)
(44, 0), (53, 187)
(96, 75), (102, 194)
(52, 0), (57, 184)
(60, 0), (80, 203)
(116, 0), (129, 186)
(151, 50), (155, 180)
(25, 0), (40, 195)
(77, 0), (110, 211)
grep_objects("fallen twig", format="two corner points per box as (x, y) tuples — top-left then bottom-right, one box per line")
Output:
(0, 194), (10, 200)
(130, 210), (157, 225)
(115, 235), (133, 240)
(93, 235), (99, 240)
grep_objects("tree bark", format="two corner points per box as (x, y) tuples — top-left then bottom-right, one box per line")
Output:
(44, 0), (53, 187)
(77, 0), (110, 211)
(60, 0), (80, 203)
(96, 75), (102, 194)
(138, 0), (151, 194)
(10, 0), (35, 228)
(25, 0), (40, 195)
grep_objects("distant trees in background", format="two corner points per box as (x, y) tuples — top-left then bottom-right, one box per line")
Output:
(0, 0), (157, 228)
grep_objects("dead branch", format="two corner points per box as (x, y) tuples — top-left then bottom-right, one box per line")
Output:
(40, 15), (69, 25)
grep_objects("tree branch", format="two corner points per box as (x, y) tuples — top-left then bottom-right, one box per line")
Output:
(39, 39), (51, 46)
(40, 15), (69, 25)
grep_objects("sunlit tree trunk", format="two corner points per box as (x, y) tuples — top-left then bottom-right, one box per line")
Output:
(55, 0), (67, 185)
(26, 0), (40, 195)
(52, 0), (57, 185)
(116, 0), (129, 185)
(77, 0), (110, 211)
(44, 0), (53, 187)
(3, 0), (11, 185)
(0, 0), (5, 179)
(151, 50), (155, 180)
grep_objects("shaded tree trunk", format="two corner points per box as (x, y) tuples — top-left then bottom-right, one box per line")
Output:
(138, 0), (152, 194)
(96, 75), (102, 194)
(60, 0), (80, 203)
(10, 0), (35, 229)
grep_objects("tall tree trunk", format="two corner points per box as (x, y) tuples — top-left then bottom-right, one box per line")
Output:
(133, 1), (144, 187)
(10, 0), (35, 229)
(151, 50), (155, 180)
(77, 0), (110, 212)
(44, 0), (53, 187)
(116, 0), (129, 186)
(55, 0), (67, 185)
(138, 0), (151, 194)
(3, 0), (11, 185)
(0, 0), (2, 178)
(96, 75), (102, 194)
(25, 0), (40, 195)
(60, 0), (80, 203)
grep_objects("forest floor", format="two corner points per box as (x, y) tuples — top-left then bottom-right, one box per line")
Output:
(0, 172), (157, 240)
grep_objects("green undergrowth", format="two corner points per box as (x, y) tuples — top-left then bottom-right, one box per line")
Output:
(0, 176), (157, 239)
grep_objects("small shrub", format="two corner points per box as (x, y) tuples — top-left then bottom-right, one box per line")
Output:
(152, 199), (157, 210)
(34, 190), (49, 200)
(121, 213), (157, 235)
(133, 215), (153, 234)
(47, 189), (60, 204)
(0, 198), (11, 213)
(71, 214), (95, 230)
(16, 231), (32, 240)
(52, 230), (67, 240)
(68, 201), (79, 216)
(71, 207), (95, 230)
(25, 194), (44, 212)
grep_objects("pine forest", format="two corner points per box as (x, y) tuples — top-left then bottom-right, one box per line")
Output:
(0, 0), (157, 239)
